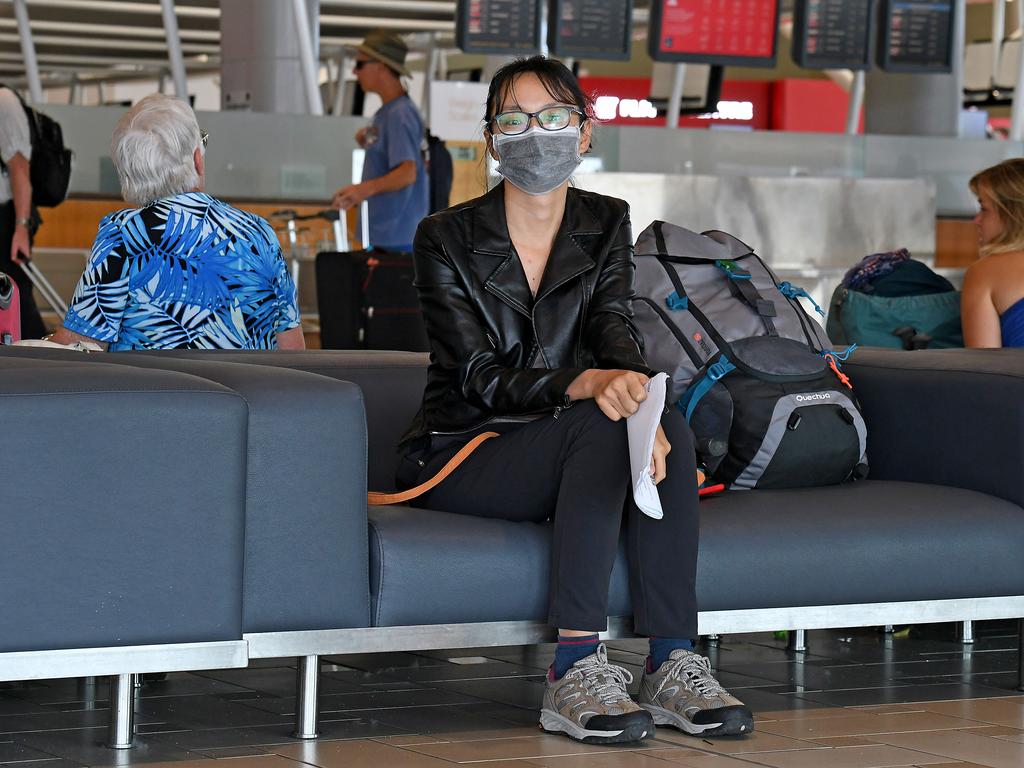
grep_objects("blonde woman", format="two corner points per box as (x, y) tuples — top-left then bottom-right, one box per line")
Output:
(963, 159), (1024, 347)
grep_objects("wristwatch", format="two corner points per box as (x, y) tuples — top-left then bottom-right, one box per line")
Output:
(14, 216), (31, 228)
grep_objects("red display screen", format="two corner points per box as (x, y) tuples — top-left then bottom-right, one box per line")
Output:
(650, 0), (780, 67)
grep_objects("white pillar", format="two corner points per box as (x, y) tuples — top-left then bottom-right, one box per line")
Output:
(422, 34), (439, 128)
(333, 50), (349, 116)
(846, 70), (865, 135)
(292, 0), (324, 115)
(13, 0), (43, 104)
(953, 0), (967, 136)
(221, 0), (320, 114)
(159, 0), (189, 100)
(994, 0), (1007, 90)
(666, 63), (686, 130)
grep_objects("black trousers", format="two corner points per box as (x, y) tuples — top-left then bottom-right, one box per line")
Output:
(400, 400), (700, 639)
(0, 203), (45, 340)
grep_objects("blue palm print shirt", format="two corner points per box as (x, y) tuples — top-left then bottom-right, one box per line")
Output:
(65, 192), (299, 350)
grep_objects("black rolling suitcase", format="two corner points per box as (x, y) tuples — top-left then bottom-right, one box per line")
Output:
(314, 210), (429, 352)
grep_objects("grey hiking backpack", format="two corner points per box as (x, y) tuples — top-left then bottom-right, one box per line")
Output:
(633, 221), (868, 490)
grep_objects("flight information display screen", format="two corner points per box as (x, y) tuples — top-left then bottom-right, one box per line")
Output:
(456, 0), (543, 55)
(648, 0), (781, 68)
(792, 0), (873, 70)
(878, 0), (955, 73)
(549, 0), (633, 60)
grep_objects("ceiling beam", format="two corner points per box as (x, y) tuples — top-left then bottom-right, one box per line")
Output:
(16, 0), (218, 18)
(0, 31), (218, 53)
(0, 17), (219, 40)
(320, 0), (454, 12)
(319, 14), (453, 31)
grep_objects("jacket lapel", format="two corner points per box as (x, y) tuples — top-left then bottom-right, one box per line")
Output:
(471, 184), (533, 317)
(535, 188), (601, 303)
(469, 185), (602, 315)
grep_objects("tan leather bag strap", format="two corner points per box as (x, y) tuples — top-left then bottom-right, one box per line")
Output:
(367, 431), (500, 506)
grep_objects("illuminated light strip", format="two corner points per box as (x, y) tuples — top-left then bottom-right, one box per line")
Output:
(594, 95), (658, 120)
(696, 101), (755, 121)
(595, 96), (753, 122)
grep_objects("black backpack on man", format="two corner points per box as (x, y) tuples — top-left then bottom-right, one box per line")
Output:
(0, 85), (72, 208)
(423, 129), (452, 214)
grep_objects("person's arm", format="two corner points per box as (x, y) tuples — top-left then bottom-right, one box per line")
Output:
(258, 218), (305, 349)
(334, 107), (422, 210)
(275, 326), (305, 349)
(61, 215), (130, 346)
(46, 326), (108, 350)
(565, 368), (649, 420)
(585, 203), (657, 376)
(962, 262), (1002, 348)
(414, 217), (586, 415)
(7, 151), (31, 264)
(332, 161), (417, 210)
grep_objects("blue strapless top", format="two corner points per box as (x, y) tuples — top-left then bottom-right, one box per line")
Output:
(1000, 297), (1024, 347)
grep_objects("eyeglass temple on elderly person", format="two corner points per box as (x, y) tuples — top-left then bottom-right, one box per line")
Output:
(200, 130), (209, 151)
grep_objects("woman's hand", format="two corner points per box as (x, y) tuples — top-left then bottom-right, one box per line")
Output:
(567, 369), (649, 421)
(651, 424), (671, 484)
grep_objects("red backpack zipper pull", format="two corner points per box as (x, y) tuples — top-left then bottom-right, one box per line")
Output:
(824, 353), (852, 389)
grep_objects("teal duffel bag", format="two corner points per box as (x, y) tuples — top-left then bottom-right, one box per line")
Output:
(827, 287), (963, 349)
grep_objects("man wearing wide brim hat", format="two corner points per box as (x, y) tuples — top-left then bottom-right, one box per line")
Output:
(348, 28), (411, 77)
(331, 28), (427, 251)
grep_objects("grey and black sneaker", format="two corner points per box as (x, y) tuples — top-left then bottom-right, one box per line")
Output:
(539, 643), (654, 744)
(638, 649), (754, 736)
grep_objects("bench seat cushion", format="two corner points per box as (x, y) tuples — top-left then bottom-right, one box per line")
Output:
(368, 480), (1024, 627)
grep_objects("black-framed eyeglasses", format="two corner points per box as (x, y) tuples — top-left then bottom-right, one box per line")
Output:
(200, 129), (209, 150)
(491, 106), (584, 136)
(354, 59), (373, 70)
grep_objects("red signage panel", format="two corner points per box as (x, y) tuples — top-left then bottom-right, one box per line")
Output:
(649, 0), (781, 67)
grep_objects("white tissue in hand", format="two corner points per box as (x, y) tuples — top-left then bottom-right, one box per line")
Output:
(627, 372), (668, 520)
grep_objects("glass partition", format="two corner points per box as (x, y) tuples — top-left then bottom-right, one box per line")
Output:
(46, 103), (1020, 216)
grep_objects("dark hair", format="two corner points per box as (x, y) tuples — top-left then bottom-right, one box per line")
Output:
(484, 55), (593, 127)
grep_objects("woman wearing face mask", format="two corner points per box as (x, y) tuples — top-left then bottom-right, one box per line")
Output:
(962, 159), (1024, 347)
(396, 57), (752, 745)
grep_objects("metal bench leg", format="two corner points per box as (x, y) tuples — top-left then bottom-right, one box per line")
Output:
(788, 629), (807, 653)
(106, 674), (135, 749)
(293, 655), (319, 739)
(1017, 619), (1023, 692)
(961, 620), (975, 644)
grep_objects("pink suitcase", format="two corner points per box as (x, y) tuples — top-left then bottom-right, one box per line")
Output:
(0, 271), (21, 344)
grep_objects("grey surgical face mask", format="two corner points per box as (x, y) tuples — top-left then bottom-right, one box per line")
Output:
(492, 125), (582, 196)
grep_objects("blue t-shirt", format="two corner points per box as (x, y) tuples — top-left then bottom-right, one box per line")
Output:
(362, 93), (429, 250)
(65, 192), (300, 350)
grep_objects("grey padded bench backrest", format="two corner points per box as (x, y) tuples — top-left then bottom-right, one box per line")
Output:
(150, 350), (430, 492)
(0, 355), (248, 652)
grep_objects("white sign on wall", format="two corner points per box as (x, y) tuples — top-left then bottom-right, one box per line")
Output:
(429, 81), (490, 142)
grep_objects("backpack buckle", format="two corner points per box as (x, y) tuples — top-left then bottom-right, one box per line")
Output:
(665, 291), (688, 311)
(707, 358), (732, 381)
(715, 259), (751, 280)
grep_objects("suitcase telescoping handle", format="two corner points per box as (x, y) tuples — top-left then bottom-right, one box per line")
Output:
(21, 259), (68, 318)
(270, 209), (349, 252)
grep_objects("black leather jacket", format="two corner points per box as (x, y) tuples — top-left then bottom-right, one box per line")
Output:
(400, 183), (655, 446)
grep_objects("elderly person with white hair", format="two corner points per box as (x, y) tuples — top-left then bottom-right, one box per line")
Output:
(51, 94), (303, 350)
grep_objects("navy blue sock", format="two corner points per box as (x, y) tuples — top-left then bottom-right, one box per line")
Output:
(552, 633), (600, 679)
(648, 637), (694, 671)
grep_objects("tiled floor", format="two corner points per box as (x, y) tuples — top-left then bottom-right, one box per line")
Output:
(1, 622), (1021, 768)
